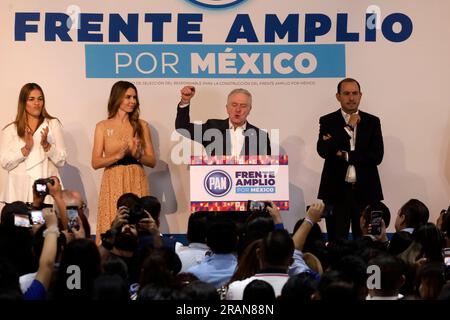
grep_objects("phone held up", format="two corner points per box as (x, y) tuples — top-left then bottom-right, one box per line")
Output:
(14, 214), (31, 228)
(369, 210), (383, 236)
(30, 210), (45, 225)
(247, 200), (271, 212)
(66, 206), (80, 231)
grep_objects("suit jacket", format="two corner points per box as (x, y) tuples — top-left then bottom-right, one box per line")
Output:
(317, 109), (383, 205)
(388, 231), (414, 255)
(175, 104), (271, 156)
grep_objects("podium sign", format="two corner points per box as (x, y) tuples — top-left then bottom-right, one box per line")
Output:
(190, 155), (289, 211)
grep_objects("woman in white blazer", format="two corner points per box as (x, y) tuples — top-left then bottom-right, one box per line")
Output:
(0, 83), (66, 204)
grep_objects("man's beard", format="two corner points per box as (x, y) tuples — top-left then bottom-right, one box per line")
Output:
(114, 231), (138, 252)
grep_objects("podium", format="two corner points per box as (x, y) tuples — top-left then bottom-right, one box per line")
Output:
(189, 155), (289, 212)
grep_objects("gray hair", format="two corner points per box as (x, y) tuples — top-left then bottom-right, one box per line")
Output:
(227, 88), (252, 106)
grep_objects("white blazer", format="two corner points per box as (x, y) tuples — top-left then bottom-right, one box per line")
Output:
(0, 118), (66, 203)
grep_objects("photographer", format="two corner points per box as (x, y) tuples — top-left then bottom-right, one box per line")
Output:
(31, 176), (68, 231)
(99, 199), (160, 286)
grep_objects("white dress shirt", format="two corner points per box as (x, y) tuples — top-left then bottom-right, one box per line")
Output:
(228, 120), (246, 157)
(341, 109), (358, 183)
(0, 119), (66, 203)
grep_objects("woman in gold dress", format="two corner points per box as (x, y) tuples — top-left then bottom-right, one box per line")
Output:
(92, 81), (156, 243)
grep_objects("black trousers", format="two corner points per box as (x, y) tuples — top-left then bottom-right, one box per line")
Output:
(325, 183), (364, 242)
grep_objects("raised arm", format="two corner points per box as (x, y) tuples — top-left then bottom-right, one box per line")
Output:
(292, 203), (324, 251)
(34, 208), (59, 290)
(175, 86), (200, 140)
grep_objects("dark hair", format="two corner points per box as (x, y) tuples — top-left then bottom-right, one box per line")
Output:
(399, 199), (429, 229)
(206, 219), (238, 254)
(237, 211), (274, 257)
(139, 247), (181, 289)
(181, 280), (221, 301)
(260, 229), (294, 267)
(0, 224), (35, 275)
(0, 201), (29, 226)
(137, 283), (175, 300)
(413, 223), (444, 262)
(116, 192), (140, 209)
(54, 239), (101, 300)
(187, 211), (208, 244)
(337, 78), (361, 94)
(362, 201), (391, 228)
(368, 254), (406, 293)
(317, 270), (358, 301)
(416, 262), (446, 300)
(243, 279), (276, 302)
(102, 255), (128, 280)
(92, 274), (129, 301)
(281, 272), (318, 302)
(140, 196), (161, 222)
(334, 255), (368, 299)
(228, 239), (262, 284)
(0, 257), (23, 300)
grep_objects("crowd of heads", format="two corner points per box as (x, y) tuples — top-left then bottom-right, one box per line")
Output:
(0, 193), (449, 302)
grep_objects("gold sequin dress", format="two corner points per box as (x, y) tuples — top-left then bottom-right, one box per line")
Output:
(95, 120), (150, 244)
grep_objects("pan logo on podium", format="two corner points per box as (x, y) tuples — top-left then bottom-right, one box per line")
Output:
(191, 156), (289, 212)
(204, 170), (233, 197)
(185, 0), (248, 9)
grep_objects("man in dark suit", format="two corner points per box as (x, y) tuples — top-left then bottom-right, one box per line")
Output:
(175, 86), (271, 156)
(317, 78), (384, 242)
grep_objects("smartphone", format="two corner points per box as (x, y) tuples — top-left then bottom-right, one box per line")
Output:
(370, 210), (383, 235)
(248, 200), (268, 212)
(30, 210), (45, 225)
(66, 206), (80, 230)
(443, 248), (450, 267)
(14, 214), (31, 228)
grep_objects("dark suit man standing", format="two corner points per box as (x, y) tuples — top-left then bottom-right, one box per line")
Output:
(175, 86), (271, 156)
(317, 78), (384, 242)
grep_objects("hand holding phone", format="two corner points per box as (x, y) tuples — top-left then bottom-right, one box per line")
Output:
(14, 214), (31, 228)
(30, 210), (45, 225)
(369, 210), (383, 236)
(66, 206), (80, 231)
(247, 200), (269, 212)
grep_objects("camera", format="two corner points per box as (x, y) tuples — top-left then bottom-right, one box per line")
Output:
(127, 204), (148, 225)
(248, 200), (271, 212)
(33, 178), (55, 197)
